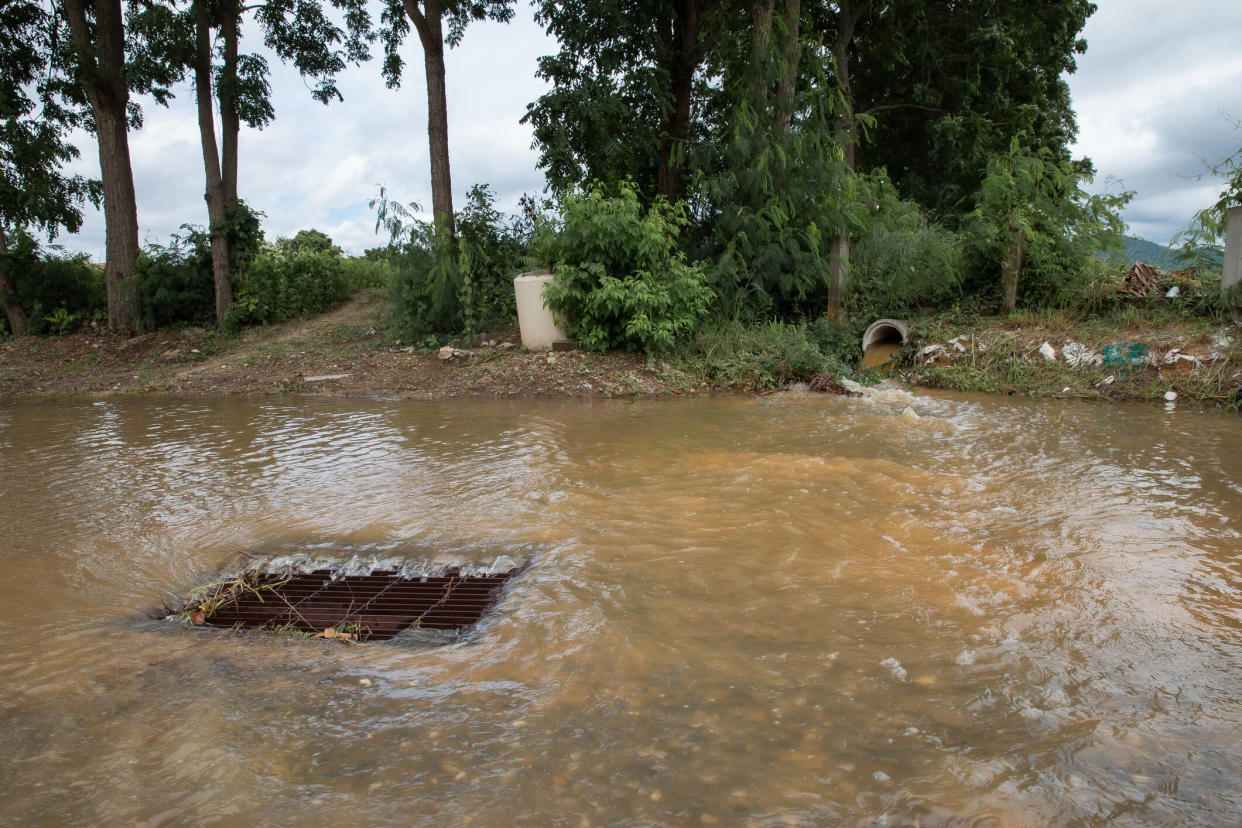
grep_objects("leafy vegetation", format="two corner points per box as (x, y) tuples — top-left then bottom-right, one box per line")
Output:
(226, 231), (386, 326)
(678, 319), (852, 390)
(375, 183), (530, 340)
(0, 233), (104, 336)
(0, 0), (99, 335)
(844, 186), (965, 319)
(538, 182), (712, 352)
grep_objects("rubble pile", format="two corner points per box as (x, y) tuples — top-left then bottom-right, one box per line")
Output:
(915, 330), (1234, 378)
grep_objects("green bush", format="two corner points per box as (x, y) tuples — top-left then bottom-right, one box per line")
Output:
(277, 229), (342, 257)
(135, 236), (214, 332)
(678, 319), (851, 390)
(220, 228), (383, 327)
(539, 182), (712, 352)
(846, 196), (964, 318)
(695, 90), (868, 319)
(135, 204), (264, 331)
(386, 231), (465, 338)
(457, 184), (527, 329)
(382, 184), (531, 340)
(0, 232), (105, 335)
(341, 256), (390, 291)
(228, 248), (350, 325)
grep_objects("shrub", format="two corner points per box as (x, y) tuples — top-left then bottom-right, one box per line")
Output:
(0, 232), (105, 335)
(135, 236), (214, 332)
(227, 247), (352, 326)
(539, 182), (712, 352)
(846, 196), (964, 318)
(218, 228), (389, 327)
(341, 256), (390, 291)
(381, 184), (531, 340)
(678, 319), (850, 390)
(277, 229), (342, 257)
(386, 230), (464, 338)
(136, 204), (264, 331)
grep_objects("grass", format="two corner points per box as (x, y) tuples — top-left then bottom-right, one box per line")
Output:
(674, 319), (854, 391)
(65, 352), (103, 370)
(904, 307), (1241, 406)
(169, 570), (292, 624)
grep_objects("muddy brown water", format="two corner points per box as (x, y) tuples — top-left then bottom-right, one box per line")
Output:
(1, 391), (1241, 825)
(860, 343), (902, 370)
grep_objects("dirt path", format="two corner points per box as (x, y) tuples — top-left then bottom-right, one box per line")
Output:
(0, 290), (699, 399)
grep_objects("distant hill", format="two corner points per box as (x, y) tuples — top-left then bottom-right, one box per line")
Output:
(1119, 236), (1184, 268)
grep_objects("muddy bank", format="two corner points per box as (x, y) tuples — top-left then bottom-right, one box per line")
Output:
(900, 314), (1242, 406)
(0, 291), (702, 399)
(2, 289), (1239, 406)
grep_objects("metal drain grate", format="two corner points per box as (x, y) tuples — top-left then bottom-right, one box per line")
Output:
(182, 567), (518, 641)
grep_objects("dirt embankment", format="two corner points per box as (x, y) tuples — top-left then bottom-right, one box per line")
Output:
(0, 290), (702, 399)
(902, 315), (1242, 406)
(3, 290), (1239, 406)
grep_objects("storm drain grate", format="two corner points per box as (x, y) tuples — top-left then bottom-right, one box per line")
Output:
(175, 567), (518, 641)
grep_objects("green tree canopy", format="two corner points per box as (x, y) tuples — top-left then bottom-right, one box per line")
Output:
(1, 0), (100, 335)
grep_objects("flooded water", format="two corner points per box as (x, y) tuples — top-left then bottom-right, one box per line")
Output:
(860, 343), (902, 370)
(1, 390), (1241, 825)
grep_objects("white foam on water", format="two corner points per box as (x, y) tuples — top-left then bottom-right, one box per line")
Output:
(881, 657), (908, 681)
(257, 551), (526, 579)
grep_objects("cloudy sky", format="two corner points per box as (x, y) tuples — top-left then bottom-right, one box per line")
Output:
(59, 0), (1242, 259)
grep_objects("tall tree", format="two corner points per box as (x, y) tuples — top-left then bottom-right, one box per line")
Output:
(804, 0), (1095, 318)
(59, 0), (184, 333)
(970, 139), (1128, 311)
(819, 0), (864, 321)
(524, 0), (730, 202)
(1, 0), (99, 334)
(699, 5), (867, 317)
(184, 0), (370, 320)
(379, 0), (514, 242)
(61, 0), (141, 331)
(847, 0), (1096, 219)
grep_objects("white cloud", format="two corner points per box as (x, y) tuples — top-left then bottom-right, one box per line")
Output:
(1067, 0), (1242, 244)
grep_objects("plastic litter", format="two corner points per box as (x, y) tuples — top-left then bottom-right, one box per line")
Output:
(1039, 342), (1057, 362)
(1102, 342), (1149, 366)
(1061, 341), (1103, 368)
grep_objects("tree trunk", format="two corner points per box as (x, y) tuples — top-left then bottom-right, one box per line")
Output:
(220, 4), (240, 213)
(218, 3), (241, 312)
(193, 3), (232, 322)
(827, 234), (848, 323)
(826, 0), (857, 323)
(405, 0), (455, 242)
(0, 227), (28, 336)
(63, 0), (139, 334)
(749, 0), (774, 116)
(772, 0), (801, 139)
(656, 0), (700, 200)
(1002, 227), (1026, 313)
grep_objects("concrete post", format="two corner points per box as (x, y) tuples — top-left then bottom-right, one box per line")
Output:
(1225, 206), (1242, 323)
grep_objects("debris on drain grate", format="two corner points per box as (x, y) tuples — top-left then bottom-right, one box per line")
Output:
(167, 565), (522, 642)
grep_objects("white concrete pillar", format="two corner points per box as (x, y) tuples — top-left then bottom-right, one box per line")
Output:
(514, 270), (571, 351)
(1225, 206), (1242, 323)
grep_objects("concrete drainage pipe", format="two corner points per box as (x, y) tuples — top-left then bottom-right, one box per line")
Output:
(861, 318), (910, 353)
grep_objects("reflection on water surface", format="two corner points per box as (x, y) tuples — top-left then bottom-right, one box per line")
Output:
(1, 391), (1240, 825)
